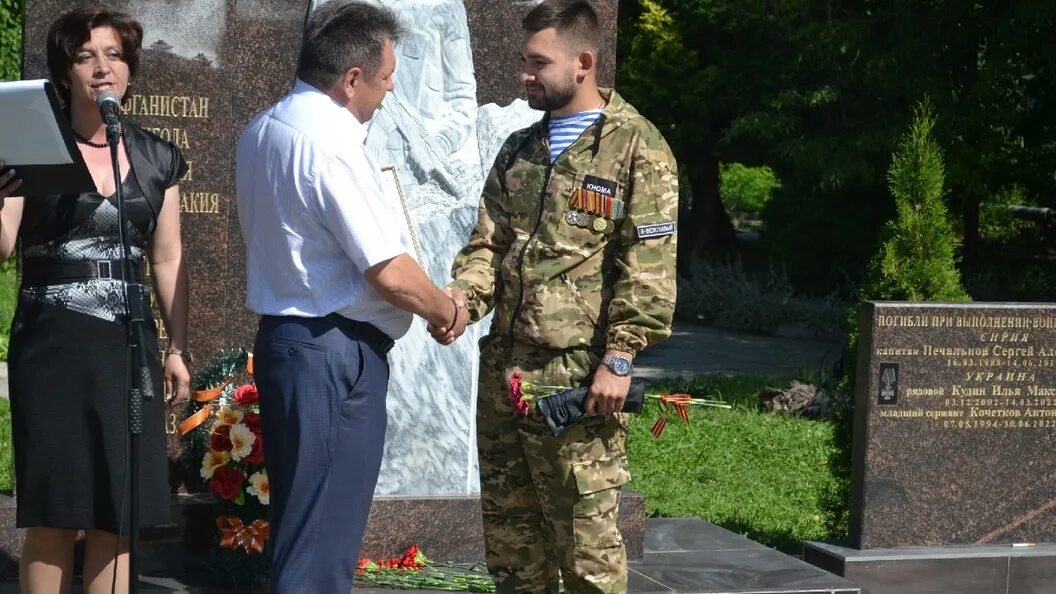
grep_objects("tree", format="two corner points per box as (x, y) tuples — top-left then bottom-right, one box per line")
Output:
(826, 101), (969, 535)
(618, 0), (1056, 292)
(863, 101), (969, 303)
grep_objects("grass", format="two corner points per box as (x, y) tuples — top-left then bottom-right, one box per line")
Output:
(0, 398), (10, 492)
(0, 372), (843, 552)
(627, 374), (841, 553)
(0, 258), (16, 361)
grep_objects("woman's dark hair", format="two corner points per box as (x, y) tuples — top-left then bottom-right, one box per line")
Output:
(46, 5), (143, 104)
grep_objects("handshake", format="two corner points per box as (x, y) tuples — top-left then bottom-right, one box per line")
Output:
(426, 287), (470, 346)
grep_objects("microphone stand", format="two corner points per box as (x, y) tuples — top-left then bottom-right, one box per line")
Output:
(106, 115), (153, 594)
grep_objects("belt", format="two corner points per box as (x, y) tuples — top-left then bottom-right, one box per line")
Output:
(20, 257), (146, 287)
(262, 313), (396, 355)
(322, 313), (396, 354)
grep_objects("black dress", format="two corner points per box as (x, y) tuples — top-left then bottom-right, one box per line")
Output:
(8, 123), (186, 532)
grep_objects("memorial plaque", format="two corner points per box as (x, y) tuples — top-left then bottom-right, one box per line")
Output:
(23, 0), (621, 496)
(851, 302), (1056, 549)
(22, 0), (310, 477)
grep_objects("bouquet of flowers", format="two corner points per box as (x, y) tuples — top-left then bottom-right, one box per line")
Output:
(508, 371), (731, 437)
(355, 545), (495, 592)
(179, 349), (269, 587)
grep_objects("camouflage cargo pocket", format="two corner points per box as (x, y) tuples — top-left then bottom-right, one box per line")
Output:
(570, 456), (629, 548)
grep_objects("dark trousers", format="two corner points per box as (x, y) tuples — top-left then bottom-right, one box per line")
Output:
(254, 314), (391, 594)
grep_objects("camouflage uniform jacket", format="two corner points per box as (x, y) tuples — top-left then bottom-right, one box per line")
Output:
(451, 89), (678, 355)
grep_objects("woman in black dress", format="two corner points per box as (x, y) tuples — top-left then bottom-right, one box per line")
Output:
(0, 6), (191, 593)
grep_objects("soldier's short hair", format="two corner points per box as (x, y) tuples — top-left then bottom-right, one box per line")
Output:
(297, 0), (405, 90)
(522, 0), (602, 53)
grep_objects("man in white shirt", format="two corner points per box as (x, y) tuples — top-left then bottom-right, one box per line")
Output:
(234, 2), (468, 591)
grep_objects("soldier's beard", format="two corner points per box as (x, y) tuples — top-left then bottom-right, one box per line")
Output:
(526, 74), (576, 112)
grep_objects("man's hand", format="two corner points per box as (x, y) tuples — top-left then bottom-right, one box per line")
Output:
(584, 351), (633, 415)
(427, 287), (469, 346)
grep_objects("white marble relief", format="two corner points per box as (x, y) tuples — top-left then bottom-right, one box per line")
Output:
(309, 0), (543, 496)
(115, 0), (223, 63)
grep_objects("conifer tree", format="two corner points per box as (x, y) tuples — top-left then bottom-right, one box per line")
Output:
(825, 100), (969, 534)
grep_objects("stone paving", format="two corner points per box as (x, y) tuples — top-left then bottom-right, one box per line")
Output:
(633, 321), (840, 381)
(0, 518), (861, 593)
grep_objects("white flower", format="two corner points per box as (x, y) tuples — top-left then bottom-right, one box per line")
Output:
(247, 470), (270, 505)
(215, 406), (244, 427)
(201, 450), (231, 479)
(228, 423), (256, 461)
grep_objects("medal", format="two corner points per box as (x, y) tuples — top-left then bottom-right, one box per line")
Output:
(566, 210), (580, 226)
(592, 216), (607, 232)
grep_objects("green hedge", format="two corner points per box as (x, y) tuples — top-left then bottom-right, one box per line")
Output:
(0, 0), (22, 81)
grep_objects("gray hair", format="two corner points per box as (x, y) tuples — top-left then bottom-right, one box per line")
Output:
(297, 1), (405, 90)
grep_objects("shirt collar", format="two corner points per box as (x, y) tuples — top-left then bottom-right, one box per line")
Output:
(291, 78), (367, 144)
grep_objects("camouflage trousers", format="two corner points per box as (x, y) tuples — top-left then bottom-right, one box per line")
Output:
(477, 336), (629, 594)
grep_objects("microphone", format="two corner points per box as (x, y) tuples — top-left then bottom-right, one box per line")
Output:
(97, 91), (122, 145)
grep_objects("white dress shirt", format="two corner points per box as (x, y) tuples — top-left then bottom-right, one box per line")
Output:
(235, 80), (416, 339)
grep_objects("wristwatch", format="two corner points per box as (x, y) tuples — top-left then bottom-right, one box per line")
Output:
(602, 354), (633, 377)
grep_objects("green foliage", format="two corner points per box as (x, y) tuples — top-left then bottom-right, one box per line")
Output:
(0, 0), (23, 361)
(0, 398), (10, 492)
(719, 163), (781, 214)
(177, 349), (251, 493)
(827, 102), (969, 536)
(0, 0), (23, 81)
(628, 374), (841, 553)
(863, 102), (969, 303)
(677, 258), (848, 340)
(980, 186), (1037, 243)
(619, 0), (1056, 292)
(0, 259), (16, 362)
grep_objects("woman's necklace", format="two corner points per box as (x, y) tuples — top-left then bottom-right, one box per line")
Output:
(72, 130), (110, 148)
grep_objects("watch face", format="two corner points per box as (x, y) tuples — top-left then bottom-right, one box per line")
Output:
(611, 357), (631, 376)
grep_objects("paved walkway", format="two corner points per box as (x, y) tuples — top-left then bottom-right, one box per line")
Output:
(633, 321), (841, 381)
(0, 322), (840, 401)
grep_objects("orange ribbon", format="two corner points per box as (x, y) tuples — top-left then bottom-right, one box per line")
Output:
(177, 381), (229, 436)
(178, 352), (254, 437)
(650, 416), (667, 438)
(217, 515), (270, 554)
(650, 393), (693, 438)
(178, 406), (212, 436)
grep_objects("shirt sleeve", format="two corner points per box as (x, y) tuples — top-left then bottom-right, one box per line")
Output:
(605, 125), (679, 354)
(163, 141), (189, 189)
(315, 149), (408, 273)
(449, 144), (516, 322)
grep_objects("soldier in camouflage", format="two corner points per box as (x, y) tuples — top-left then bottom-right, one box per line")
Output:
(430, 1), (678, 592)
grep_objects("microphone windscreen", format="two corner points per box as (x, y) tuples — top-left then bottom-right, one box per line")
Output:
(97, 90), (120, 108)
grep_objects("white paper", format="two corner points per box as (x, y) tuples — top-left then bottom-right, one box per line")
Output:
(0, 79), (74, 166)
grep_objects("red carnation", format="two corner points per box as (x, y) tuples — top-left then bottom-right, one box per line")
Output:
(210, 465), (246, 501)
(508, 372), (523, 402)
(508, 371), (531, 415)
(210, 431), (233, 453)
(233, 384), (259, 405)
(243, 434), (265, 465)
(242, 411), (262, 434)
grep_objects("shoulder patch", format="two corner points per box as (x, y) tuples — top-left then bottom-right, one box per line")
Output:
(636, 222), (676, 239)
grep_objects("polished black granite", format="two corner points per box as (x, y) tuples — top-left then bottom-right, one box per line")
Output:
(0, 518), (861, 593)
(806, 540), (1056, 594)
